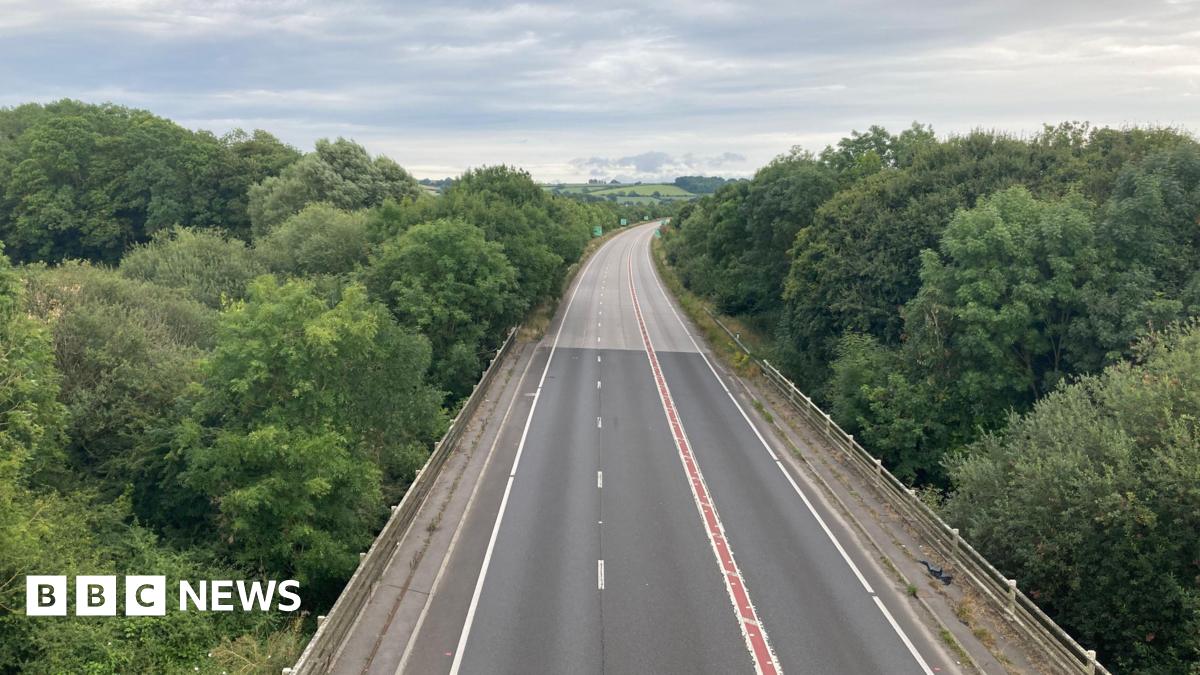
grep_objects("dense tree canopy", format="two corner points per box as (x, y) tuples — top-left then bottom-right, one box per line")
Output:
(0, 101), (298, 262)
(247, 138), (421, 235)
(945, 323), (1200, 673)
(181, 278), (442, 600)
(362, 218), (522, 396)
(120, 226), (265, 308)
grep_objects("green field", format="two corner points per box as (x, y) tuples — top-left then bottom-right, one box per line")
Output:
(544, 182), (697, 204)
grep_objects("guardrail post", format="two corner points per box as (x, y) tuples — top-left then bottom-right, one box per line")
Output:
(1086, 649), (1097, 674)
(1006, 579), (1017, 618)
(951, 527), (961, 555)
(316, 615), (326, 626)
(824, 412), (831, 434)
(873, 457), (882, 480)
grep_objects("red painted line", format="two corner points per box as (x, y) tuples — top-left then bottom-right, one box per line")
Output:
(627, 256), (782, 675)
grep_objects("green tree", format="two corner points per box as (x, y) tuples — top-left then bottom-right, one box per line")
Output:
(23, 262), (217, 529)
(181, 278), (442, 596)
(247, 138), (421, 234)
(1077, 145), (1200, 369)
(0, 101), (297, 263)
(906, 187), (1097, 408)
(0, 242), (65, 486)
(254, 202), (371, 278)
(120, 226), (265, 308)
(362, 219), (522, 396)
(945, 323), (1200, 673)
(828, 188), (1099, 483)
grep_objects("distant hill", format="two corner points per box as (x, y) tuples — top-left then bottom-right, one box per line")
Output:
(543, 182), (698, 205)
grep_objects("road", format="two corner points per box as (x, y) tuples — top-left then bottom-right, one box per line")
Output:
(392, 222), (949, 674)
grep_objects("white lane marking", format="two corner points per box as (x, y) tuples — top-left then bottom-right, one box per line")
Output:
(874, 596), (932, 672)
(597, 560), (605, 590)
(597, 355), (602, 363)
(627, 253), (781, 675)
(638, 232), (935, 675)
(394, 328), (541, 674)
(448, 227), (613, 675)
(597, 471), (603, 488)
(597, 380), (602, 389)
(597, 416), (602, 429)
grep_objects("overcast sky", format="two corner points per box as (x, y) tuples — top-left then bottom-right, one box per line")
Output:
(1, 0), (1197, 181)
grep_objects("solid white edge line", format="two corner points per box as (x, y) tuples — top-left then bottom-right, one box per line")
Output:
(447, 229), (614, 675)
(394, 330), (542, 674)
(874, 596), (936, 675)
(639, 229), (936, 675)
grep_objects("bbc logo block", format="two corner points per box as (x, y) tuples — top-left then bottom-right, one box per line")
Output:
(27, 575), (166, 616)
(25, 576), (299, 615)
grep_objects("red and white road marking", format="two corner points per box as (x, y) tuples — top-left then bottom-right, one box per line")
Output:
(627, 255), (782, 675)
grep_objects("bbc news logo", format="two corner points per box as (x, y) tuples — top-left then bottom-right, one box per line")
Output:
(26, 576), (301, 616)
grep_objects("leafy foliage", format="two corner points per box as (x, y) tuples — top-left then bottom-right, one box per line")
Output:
(673, 175), (730, 194)
(247, 138), (421, 235)
(120, 226), (265, 308)
(0, 100), (298, 263)
(945, 323), (1200, 673)
(362, 218), (522, 397)
(255, 202), (371, 279)
(180, 278), (442, 599)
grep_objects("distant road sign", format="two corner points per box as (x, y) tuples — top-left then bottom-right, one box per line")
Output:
(592, 225), (603, 237)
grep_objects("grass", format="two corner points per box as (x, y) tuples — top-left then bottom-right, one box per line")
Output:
(544, 183), (698, 205)
(751, 399), (774, 424)
(939, 627), (972, 663)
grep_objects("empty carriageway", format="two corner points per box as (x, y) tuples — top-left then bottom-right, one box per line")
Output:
(345, 221), (956, 674)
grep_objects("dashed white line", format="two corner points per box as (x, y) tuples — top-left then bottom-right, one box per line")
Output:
(597, 416), (602, 429)
(447, 224), (611, 675)
(597, 380), (602, 389)
(597, 471), (603, 488)
(597, 560), (605, 590)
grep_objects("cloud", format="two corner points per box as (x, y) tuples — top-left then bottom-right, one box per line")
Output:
(0, 0), (1197, 181)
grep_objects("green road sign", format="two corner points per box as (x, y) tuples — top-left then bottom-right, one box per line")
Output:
(592, 225), (603, 237)
(619, 218), (628, 226)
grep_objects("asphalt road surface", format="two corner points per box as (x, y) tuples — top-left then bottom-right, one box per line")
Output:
(396, 222), (948, 674)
